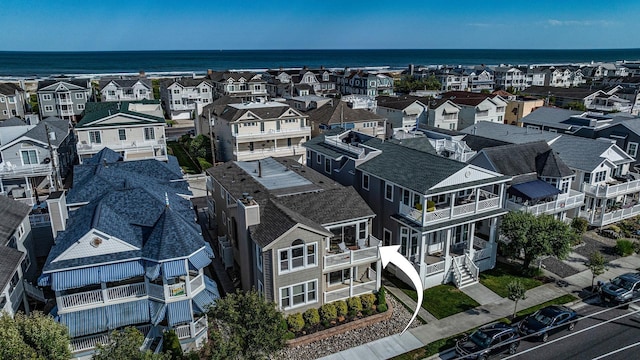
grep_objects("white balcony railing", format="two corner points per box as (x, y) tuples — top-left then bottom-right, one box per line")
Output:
(425, 260), (445, 275)
(0, 162), (52, 178)
(58, 282), (147, 311)
(399, 194), (501, 226)
(580, 203), (640, 227)
(190, 274), (204, 292)
(233, 145), (304, 159)
(233, 127), (311, 139)
(582, 179), (640, 198)
(323, 280), (377, 303)
(323, 236), (380, 270)
(29, 213), (51, 228)
(175, 324), (191, 339)
(77, 139), (165, 155)
(505, 190), (585, 216)
(322, 137), (366, 157)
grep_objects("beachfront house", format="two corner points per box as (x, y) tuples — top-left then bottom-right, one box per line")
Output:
(337, 70), (394, 97)
(99, 77), (154, 102)
(264, 68), (338, 99)
(208, 70), (268, 102)
(206, 157), (380, 313)
(160, 77), (214, 120)
(304, 130), (511, 289)
(74, 101), (167, 163)
(0, 117), (75, 203)
(37, 78), (92, 122)
(209, 101), (311, 163)
(0, 82), (27, 120)
(38, 149), (219, 357)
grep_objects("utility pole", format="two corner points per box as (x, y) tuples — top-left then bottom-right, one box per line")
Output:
(44, 124), (60, 191)
(208, 109), (216, 166)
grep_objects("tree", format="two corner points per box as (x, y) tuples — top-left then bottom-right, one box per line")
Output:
(564, 101), (587, 111)
(162, 330), (183, 359)
(93, 327), (170, 360)
(393, 75), (441, 93)
(587, 251), (607, 292)
(207, 290), (287, 359)
(570, 217), (589, 237)
(500, 212), (575, 272)
(507, 280), (527, 319)
(0, 311), (71, 360)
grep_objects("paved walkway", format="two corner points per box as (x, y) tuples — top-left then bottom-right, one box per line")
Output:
(460, 283), (504, 305)
(319, 254), (640, 360)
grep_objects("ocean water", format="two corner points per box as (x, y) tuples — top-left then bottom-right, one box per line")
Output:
(2, 49), (640, 78)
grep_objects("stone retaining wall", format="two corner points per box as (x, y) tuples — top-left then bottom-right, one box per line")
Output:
(286, 302), (394, 348)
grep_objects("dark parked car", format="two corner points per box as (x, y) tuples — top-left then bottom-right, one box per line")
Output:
(455, 323), (520, 359)
(600, 272), (640, 308)
(518, 305), (578, 342)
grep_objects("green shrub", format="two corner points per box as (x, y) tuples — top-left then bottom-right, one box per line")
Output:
(377, 286), (387, 306)
(287, 313), (304, 332)
(362, 308), (374, 316)
(377, 303), (388, 313)
(608, 225), (622, 234)
(319, 303), (337, 322)
(334, 300), (348, 317)
(303, 308), (320, 327)
(198, 157), (213, 170)
(283, 331), (295, 341)
(347, 296), (363, 314)
(321, 319), (331, 328)
(162, 330), (183, 358)
(616, 239), (635, 256)
(360, 293), (376, 310)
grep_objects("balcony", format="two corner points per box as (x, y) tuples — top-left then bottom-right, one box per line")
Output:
(0, 162), (52, 179)
(175, 316), (208, 339)
(582, 178), (640, 198)
(505, 189), (584, 215)
(323, 280), (377, 303)
(323, 235), (380, 271)
(57, 282), (146, 311)
(233, 127), (311, 141)
(56, 97), (73, 105)
(233, 145), (305, 161)
(399, 190), (501, 227)
(71, 324), (151, 353)
(580, 202), (640, 227)
(77, 139), (165, 156)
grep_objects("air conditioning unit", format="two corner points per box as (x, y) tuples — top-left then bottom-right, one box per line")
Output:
(218, 236), (233, 269)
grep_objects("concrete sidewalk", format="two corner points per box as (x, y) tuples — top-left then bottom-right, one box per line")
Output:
(319, 254), (640, 360)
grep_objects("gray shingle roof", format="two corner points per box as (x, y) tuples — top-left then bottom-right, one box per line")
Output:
(549, 136), (621, 172)
(0, 246), (24, 292)
(474, 141), (573, 178)
(20, 117), (69, 147)
(306, 101), (384, 126)
(0, 195), (30, 243)
(0, 82), (23, 95)
(520, 107), (584, 129)
(459, 122), (560, 144)
(0, 117), (26, 127)
(461, 134), (510, 151)
(37, 79), (90, 91)
(98, 78), (151, 90)
(358, 137), (467, 194)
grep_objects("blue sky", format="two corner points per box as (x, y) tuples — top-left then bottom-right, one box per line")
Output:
(1, 0), (638, 51)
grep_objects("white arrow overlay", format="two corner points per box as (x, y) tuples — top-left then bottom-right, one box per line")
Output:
(379, 245), (423, 335)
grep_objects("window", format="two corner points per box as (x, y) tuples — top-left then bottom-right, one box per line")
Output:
(75, 93), (84, 99)
(317, 153), (321, 164)
(89, 131), (101, 144)
(627, 142), (638, 158)
(0, 97), (4, 103)
(8, 96), (15, 104)
(173, 89), (180, 94)
(280, 280), (317, 309)
(362, 174), (370, 190)
(9, 272), (19, 294)
(201, 87), (208, 93)
(385, 182), (393, 201)
(42, 94), (52, 101)
(44, 105), (54, 112)
(278, 241), (317, 273)
(118, 129), (126, 141)
(324, 158), (331, 173)
(400, 228), (409, 255)
(2, 110), (7, 116)
(21, 256), (30, 273)
(257, 280), (264, 294)
(77, 104), (85, 110)
(328, 268), (351, 285)
(255, 243), (263, 272)
(21, 150), (38, 165)
(383, 228), (392, 246)
(594, 170), (606, 183)
(174, 100), (181, 105)
(583, 172), (591, 183)
(144, 127), (155, 140)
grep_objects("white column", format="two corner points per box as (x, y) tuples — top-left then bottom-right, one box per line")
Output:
(474, 188), (480, 212)
(443, 228), (452, 275)
(489, 218), (497, 244)
(101, 282), (108, 303)
(468, 222), (475, 253)
(449, 193), (455, 218)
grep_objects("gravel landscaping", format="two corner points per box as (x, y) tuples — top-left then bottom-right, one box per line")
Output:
(278, 295), (419, 360)
(574, 232), (621, 263)
(541, 256), (580, 278)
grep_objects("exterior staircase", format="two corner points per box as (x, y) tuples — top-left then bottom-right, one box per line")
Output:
(23, 280), (47, 303)
(452, 254), (479, 289)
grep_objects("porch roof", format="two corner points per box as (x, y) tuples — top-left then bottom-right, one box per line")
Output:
(507, 180), (561, 201)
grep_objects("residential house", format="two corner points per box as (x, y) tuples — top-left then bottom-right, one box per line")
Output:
(210, 101), (310, 163)
(287, 95), (333, 112)
(265, 68), (338, 99)
(74, 101), (167, 163)
(37, 149), (219, 357)
(541, 67), (586, 88)
(37, 78), (92, 122)
(504, 96), (545, 126)
(460, 121), (640, 227)
(417, 126), (478, 163)
(206, 157), (380, 313)
(0, 83), (27, 120)
(0, 196), (34, 316)
(304, 130), (511, 289)
(423, 98), (461, 130)
(337, 70), (394, 97)
(207, 70), (268, 102)
(492, 66), (543, 91)
(375, 95), (428, 133)
(469, 141), (584, 220)
(441, 92), (507, 130)
(520, 86), (605, 109)
(0, 117), (75, 203)
(160, 78), (214, 120)
(468, 68), (495, 93)
(581, 63), (618, 79)
(306, 101), (386, 137)
(99, 77), (153, 102)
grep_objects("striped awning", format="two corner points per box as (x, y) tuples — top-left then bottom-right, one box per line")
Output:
(149, 300), (167, 326)
(188, 250), (212, 270)
(192, 290), (218, 314)
(51, 267), (101, 291)
(145, 262), (161, 281)
(59, 307), (108, 338)
(37, 273), (51, 287)
(100, 261), (145, 283)
(106, 299), (150, 329)
(204, 243), (215, 258)
(167, 300), (192, 326)
(162, 260), (187, 280)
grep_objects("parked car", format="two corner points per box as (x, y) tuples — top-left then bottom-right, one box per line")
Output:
(455, 323), (520, 359)
(600, 272), (640, 308)
(517, 305), (578, 342)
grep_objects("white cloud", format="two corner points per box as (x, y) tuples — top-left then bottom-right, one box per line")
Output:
(546, 19), (616, 26)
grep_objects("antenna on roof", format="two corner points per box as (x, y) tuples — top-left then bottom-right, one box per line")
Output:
(165, 192), (170, 208)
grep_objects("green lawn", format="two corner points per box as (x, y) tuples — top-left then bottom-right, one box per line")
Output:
(385, 273), (480, 319)
(479, 262), (543, 297)
(167, 141), (200, 174)
(390, 294), (577, 360)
